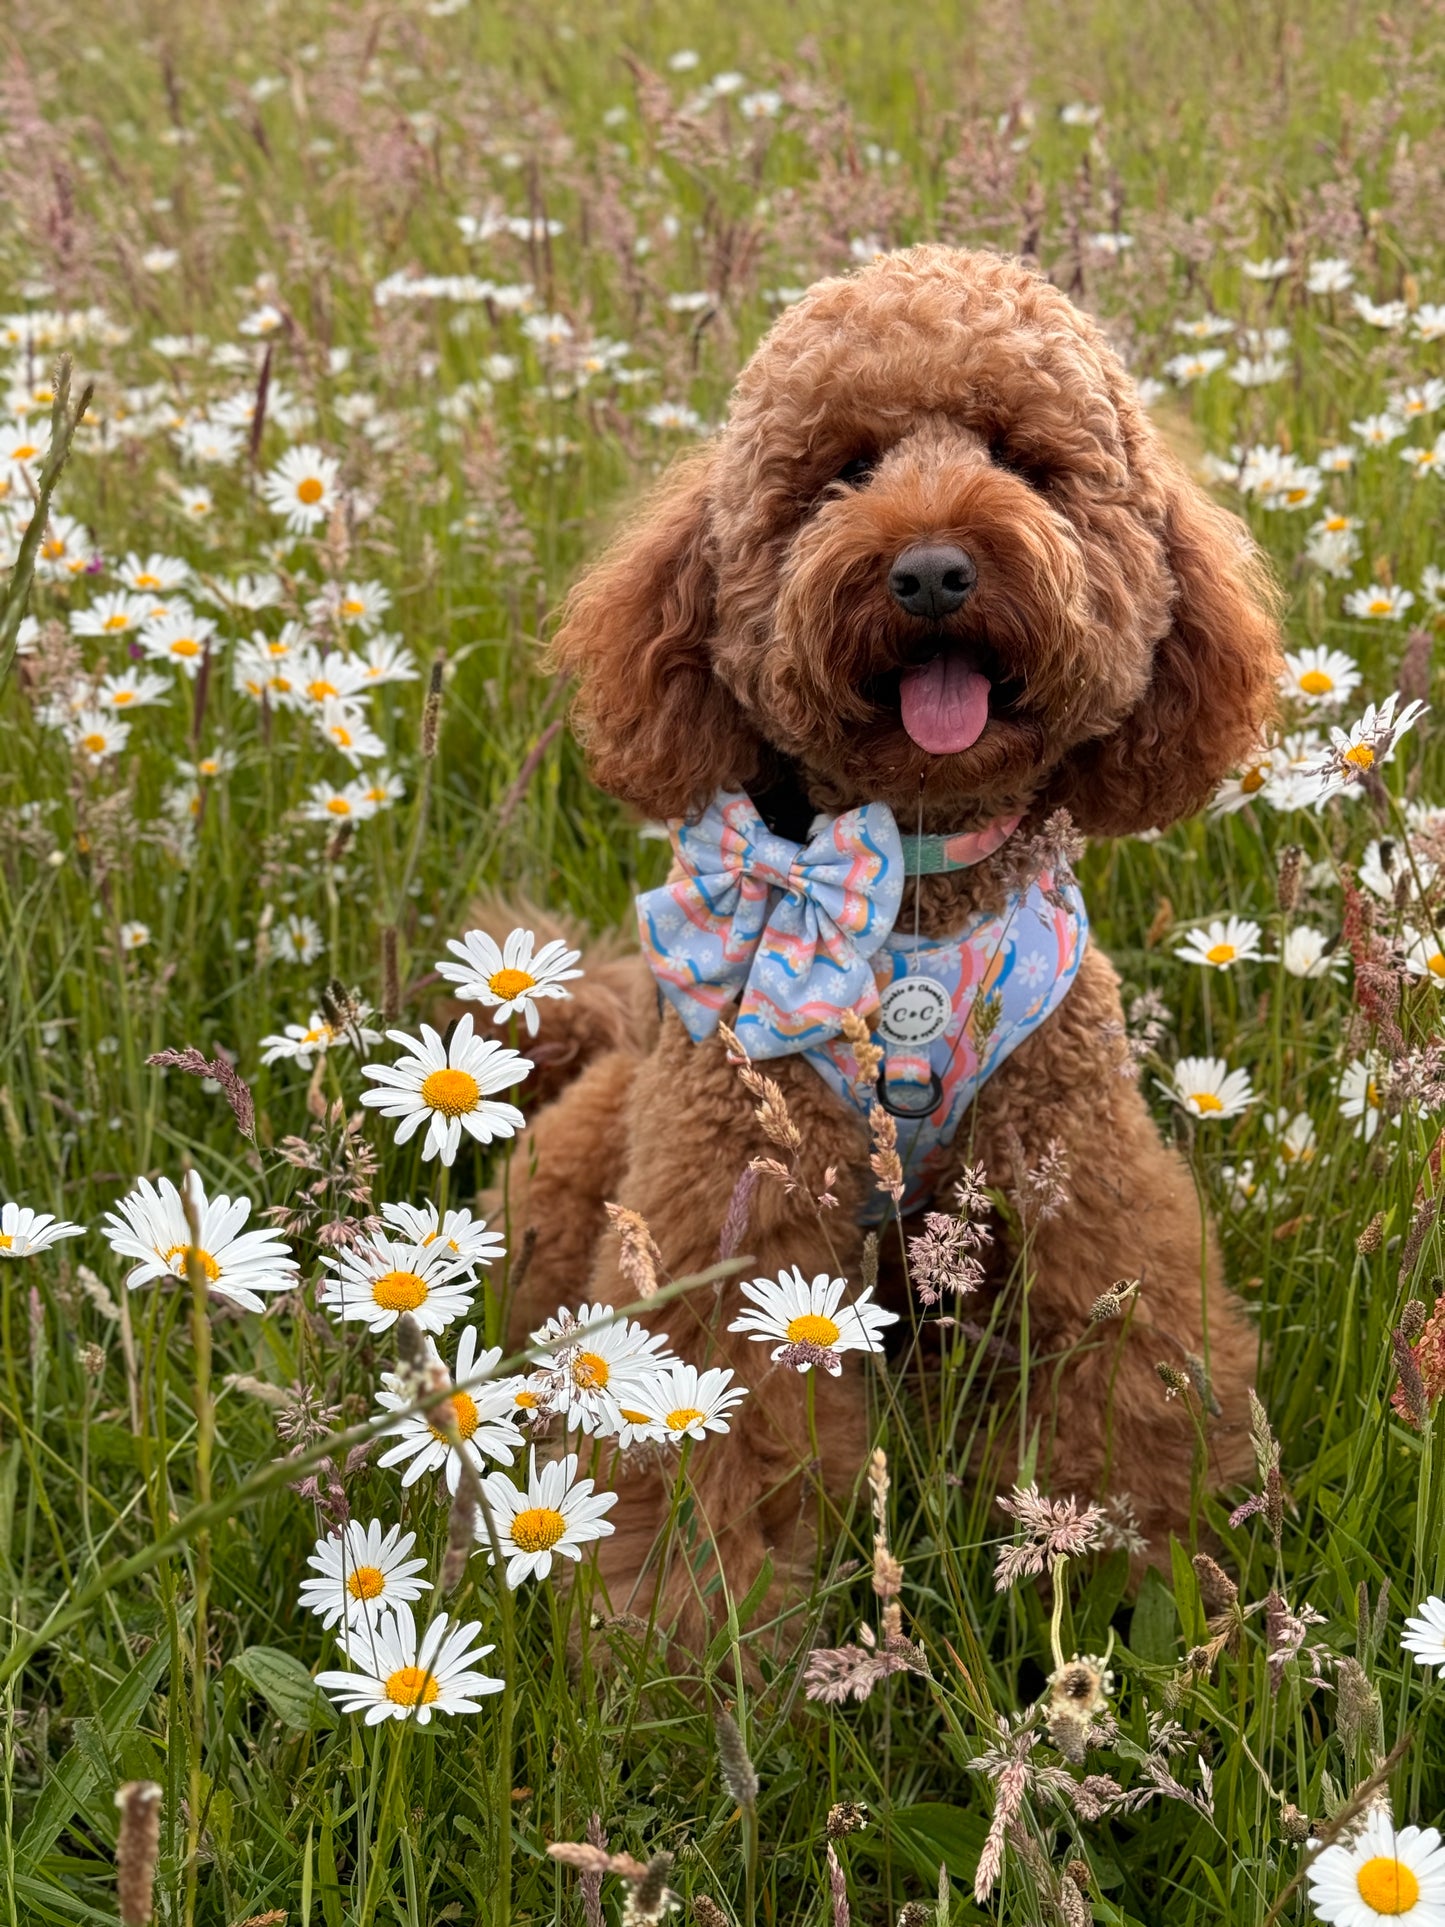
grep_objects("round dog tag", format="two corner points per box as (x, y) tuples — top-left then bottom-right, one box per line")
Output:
(877, 974), (952, 1047)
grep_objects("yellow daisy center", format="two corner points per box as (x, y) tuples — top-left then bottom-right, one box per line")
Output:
(420, 1067), (480, 1116)
(0, 1234), (12, 1249)
(169, 637), (201, 657)
(786, 1312), (841, 1347)
(307, 678), (338, 701)
(510, 1505), (567, 1553)
(342, 597), (366, 617)
(1345, 743), (1376, 769)
(1355, 1856), (1419, 1914)
(1204, 942), (1237, 965)
(1240, 767), (1266, 794)
(1366, 598), (1393, 617)
(1190, 1092), (1224, 1114)
(162, 1243), (221, 1281)
(266, 639), (290, 656)
(11, 443), (37, 461)
(103, 612), (131, 631)
(1298, 669), (1334, 695)
(619, 1406), (654, 1425)
(488, 967), (536, 1001)
(80, 732), (108, 755)
(326, 797), (351, 815)
(134, 572), (161, 588)
(429, 1391), (479, 1441)
(42, 536), (65, 557)
(384, 1665), (439, 1707)
(346, 1565), (385, 1601)
(666, 1406), (706, 1431)
(1325, 515), (1349, 531)
(1366, 1080), (1380, 1108)
(330, 724), (354, 747)
(513, 1389), (540, 1409)
(371, 1269), (429, 1311)
(296, 476), (325, 505)
(112, 690), (136, 705)
(571, 1350), (610, 1390)
(1429, 954), (1445, 980)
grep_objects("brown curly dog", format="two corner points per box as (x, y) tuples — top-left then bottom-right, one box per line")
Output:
(489, 244), (1281, 1650)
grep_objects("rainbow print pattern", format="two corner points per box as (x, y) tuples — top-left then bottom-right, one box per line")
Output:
(636, 790), (904, 1059)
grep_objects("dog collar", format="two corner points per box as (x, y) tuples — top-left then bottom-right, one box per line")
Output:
(898, 814), (1021, 874)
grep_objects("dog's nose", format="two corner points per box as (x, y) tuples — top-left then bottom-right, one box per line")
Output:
(888, 543), (977, 619)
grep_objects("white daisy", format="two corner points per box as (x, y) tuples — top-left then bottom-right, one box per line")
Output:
(1305, 694), (1428, 804)
(261, 444), (341, 534)
(1210, 750), (1275, 814)
(356, 633), (418, 686)
(66, 709), (130, 765)
(1402, 1596), (1445, 1677)
(297, 1518), (431, 1630)
(1173, 916), (1264, 971)
(1350, 411), (1407, 448)
(140, 610), (217, 675)
(1279, 646), (1361, 710)
(1359, 838), (1433, 904)
(1265, 1110), (1318, 1168)
(271, 913), (325, 964)
(1344, 584), (1415, 621)
(1280, 925), (1345, 978)
(118, 921), (151, 951)
(375, 1325), (522, 1489)
(527, 1301), (675, 1435)
(436, 927), (584, 1035)
(1339, 1056), (1385, 1141)
(379, 1201), (506, 1267)
(306, 578), (392, 630)
(1306, 1808), (1445, 1925)
(728, 1266), (898, 1373)
(95, 670), (172, 711)
(0, 1200), (85, 1258)
(316, 1602), (503, 1724)
(359, 1014), (531, 1166)
(648, 1361), (749, 1440)
(1402, 433), (1445, 477)
(116, 549), (190, 593)
(290, 645), (373, 709)
(100, 1171), (298, 1313)
(297, 778), (379, 825)
(318, 1233), (476, 1335)
(315, 698), (385, 767)
(1161, 1056), (1255, 1120)
(1403, 928), (1445, 988)
(259, 1006), (382, 1068)
(475, 1449), (617, 1588)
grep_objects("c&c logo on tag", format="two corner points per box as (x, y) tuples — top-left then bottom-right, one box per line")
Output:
(876, 974), (951, 1047)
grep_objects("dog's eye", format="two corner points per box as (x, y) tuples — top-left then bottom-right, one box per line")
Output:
(989, 440), (1049, 489)
(835, 455), (875, 488)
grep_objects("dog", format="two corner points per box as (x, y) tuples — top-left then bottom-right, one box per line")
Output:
(488, 244), (1281, 1648)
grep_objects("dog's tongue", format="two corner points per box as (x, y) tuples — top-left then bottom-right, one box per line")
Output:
(899, 651), (991, 754)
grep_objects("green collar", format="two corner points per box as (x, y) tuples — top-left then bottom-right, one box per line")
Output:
(898, 814), (1022, 874)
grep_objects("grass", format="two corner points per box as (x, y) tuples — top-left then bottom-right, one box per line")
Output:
(4, 0), (1445, 1921)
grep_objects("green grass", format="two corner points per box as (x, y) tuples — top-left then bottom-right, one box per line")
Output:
(5, 1), (1445, 1922)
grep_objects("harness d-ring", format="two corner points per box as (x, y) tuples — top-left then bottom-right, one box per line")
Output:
(874, 1065), (946, 1120)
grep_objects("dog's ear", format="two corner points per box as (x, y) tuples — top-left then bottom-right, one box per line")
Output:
(1045, 454), (1283, 837)
(549, 444), (758, 819)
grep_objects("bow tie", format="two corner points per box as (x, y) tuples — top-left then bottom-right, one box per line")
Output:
(636, 790), (1017, 1060)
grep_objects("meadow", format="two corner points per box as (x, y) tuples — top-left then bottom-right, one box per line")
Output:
(5, 1), (1445, 1922)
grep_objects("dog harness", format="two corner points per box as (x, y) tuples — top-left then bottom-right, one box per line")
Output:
(636, 790), (1088, 1218)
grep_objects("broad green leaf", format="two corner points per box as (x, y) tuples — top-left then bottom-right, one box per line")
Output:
(1126, 1566), (1178, 1667)
(228, 1643), (338, 1731)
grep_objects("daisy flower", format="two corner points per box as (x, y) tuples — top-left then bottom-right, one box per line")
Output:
(1350, 412), (1407, 448)
(1359, 838), (1433, 904)
(1279, 646), (1361, 710)
(1339, 1056), (1384, 1140)
(272, 913), (325, 964)
(318, 1233), (476, 1335)
(728, 1266), (899, 1373)
(1403, 928), (1445, 987)
(1344, 584), (1415, 621)
(380, 1201), (506, 1267)
(140, 610), (216, 675)
(66, 709), (130, 765)
(1305, 694), (1428, 803)
(298, 1519), (431, 1630)
(95, 669), (171, 711)
(1401, 433), (1445, 477)
(100, 1171), (298, 1313)
(70, 589), (153, 638)
(1280, 925), (1344, 978)
(436, 927), (584, 1034)
(316, 1602), (503, 1724)
(356, 768), (405, 810)
(261, 444), (341, 533)
(291, 645), (372, 708)
(0, 1200), (85, 1258)
(1265, 1110), (1318, 1168)
(1210, 749), (1275, 814)
(1173, 916), (1264, 971)
(475, 1449), (617, 1588)
(1241, 255), (1291, 281)
(118, 921), (151, 951)
(315, 698), (385, 766)
(1305, 1808), (1445, 1925)
(528, 1301), (675, 1435)
(298, 778), (379, 824)
(1402, 1595), (1445, 1676)
(1160, 1056), (1255, 1120)
(116, 550), (190, 593)
(356, 633), (418, 685)
(259, 1006), (382, 1067)
(649, 1361), (749, 1440)
(359, 1014), (531, 1166)
(307, 578), (391, 630)
(375, 1325), (522, 1489)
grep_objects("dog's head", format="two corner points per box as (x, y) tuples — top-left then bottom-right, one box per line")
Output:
(552, 245), (1282, 837)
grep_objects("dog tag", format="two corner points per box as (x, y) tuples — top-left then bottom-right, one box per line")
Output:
(877, 974), (952, 1047)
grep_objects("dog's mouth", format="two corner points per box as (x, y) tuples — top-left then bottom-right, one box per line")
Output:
(863, 637), (1024, 756)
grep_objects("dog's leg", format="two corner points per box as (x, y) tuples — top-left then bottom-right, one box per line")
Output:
(962, 944), (1257, 1557)
(583, 1014), (872, 1656)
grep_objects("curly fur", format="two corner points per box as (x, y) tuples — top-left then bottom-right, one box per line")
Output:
(493, 246), (1282, 1654)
